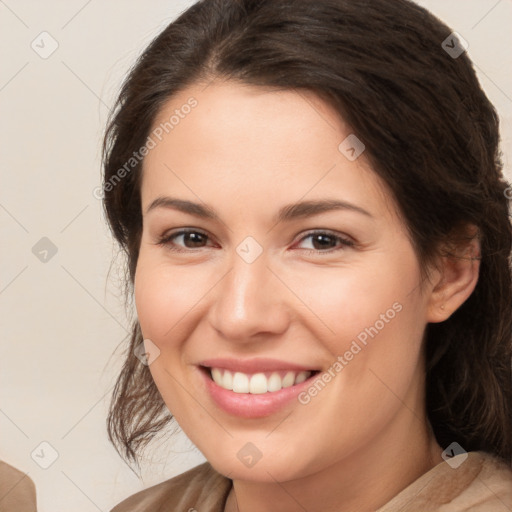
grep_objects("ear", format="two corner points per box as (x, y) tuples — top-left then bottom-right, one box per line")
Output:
(426, 227), (481, 323)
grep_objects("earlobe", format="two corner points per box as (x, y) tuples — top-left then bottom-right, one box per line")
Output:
(427, 233), (481, 323)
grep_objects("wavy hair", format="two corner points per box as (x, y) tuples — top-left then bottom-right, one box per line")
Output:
(102, 0), (512, 467)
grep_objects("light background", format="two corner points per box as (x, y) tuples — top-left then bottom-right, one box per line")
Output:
(1, 1), (511, 511)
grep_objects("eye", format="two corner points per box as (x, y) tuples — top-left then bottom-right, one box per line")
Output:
(156, 229), (213, 252)
(294, 230), (354, 255)
(155, 228), (354, 255)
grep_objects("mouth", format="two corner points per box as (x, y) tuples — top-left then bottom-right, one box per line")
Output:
(200, 366), (321, 394)
(196, 357), (323, 418)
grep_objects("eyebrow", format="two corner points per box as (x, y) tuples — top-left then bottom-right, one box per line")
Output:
(145, 197), (373, 223)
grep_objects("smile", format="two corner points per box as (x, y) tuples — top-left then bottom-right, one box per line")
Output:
(209, 368), (313, 394)
(198, 359), (321, 418)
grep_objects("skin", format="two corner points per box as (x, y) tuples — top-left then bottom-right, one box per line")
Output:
(134, 79), (480, 512)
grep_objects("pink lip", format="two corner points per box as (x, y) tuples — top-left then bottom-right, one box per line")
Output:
(197, 363), (319, 419)
(199, 357), (318, 373)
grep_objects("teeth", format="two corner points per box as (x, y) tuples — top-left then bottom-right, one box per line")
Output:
(249, 373), (267, 394)
(267, 372), (282, 392)
(282, 371), (295, 388)
(210, 368), (313, 393)
(222, 370), (233, 390)
(295, 371), (309, 384)
(232, 372), (249, 393)
(211, 368), (223, 385)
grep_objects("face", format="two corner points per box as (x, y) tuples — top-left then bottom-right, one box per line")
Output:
(134, 80), (435, 482)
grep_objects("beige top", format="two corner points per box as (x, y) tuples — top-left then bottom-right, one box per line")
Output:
(0, 461), (37, 512)
(111, 450), (512, 511)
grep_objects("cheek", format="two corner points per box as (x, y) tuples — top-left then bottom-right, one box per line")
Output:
(133, 254), (204, 417)
(288, 268), (426, 466)
(288, 249), (427, 428)
(134, 264), (172, 341)
(288, 253), (422, 354)
(134, 252), (207, 342)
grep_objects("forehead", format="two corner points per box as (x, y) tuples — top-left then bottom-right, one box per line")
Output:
(140, 80), (395, 221)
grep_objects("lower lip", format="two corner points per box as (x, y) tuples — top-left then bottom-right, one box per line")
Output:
(199, 367), (318, 418)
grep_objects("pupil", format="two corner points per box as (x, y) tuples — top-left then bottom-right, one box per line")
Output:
(185, 232), (205, 247)
(313, 234), (334, 250)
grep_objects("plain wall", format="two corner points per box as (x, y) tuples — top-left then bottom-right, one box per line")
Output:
(1, 1), (511, 511)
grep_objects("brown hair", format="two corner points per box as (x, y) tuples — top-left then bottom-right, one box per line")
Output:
(102, 0), (512, 467)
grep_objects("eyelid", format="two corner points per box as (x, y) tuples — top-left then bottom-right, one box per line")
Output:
(293, 229), (355, 253)
(156, 227), (355, 255)
(295, 229), (354, 244)
(156, 228), (214, 250)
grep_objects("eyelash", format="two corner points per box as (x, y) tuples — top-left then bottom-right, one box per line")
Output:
(156, 228), (355, 256)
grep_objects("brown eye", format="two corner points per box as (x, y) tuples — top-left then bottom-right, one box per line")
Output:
(179, 231), (208, 248)
(157, 229), (211, 251)
(296, 230), (354, 255)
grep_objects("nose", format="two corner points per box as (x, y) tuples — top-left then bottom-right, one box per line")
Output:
(207, 247), (290, 343)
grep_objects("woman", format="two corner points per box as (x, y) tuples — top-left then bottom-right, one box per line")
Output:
(103, 0), (512, 510)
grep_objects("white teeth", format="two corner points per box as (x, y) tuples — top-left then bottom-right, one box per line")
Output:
(232, 372), (249, 393)
(209, 368), (313, 393)
(249, 373), (267, 394)
(222, 370), (233, 390)
(295, 371), (309, 384)
(211, 368), (223, 386)
(282, 371), (295, 388)
(267, 372), (282, 392)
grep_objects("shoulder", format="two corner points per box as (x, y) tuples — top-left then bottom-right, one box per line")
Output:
(110, 462), (232, 512)
(378, 450), (512, 512)
(461, 451), (512, 510)
(0, 461), (37, 512)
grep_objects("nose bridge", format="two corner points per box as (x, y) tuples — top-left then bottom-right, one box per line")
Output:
(209, 245), (288, 340)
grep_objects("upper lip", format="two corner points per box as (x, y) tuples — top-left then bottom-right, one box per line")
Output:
(199, 357), (319, 374)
